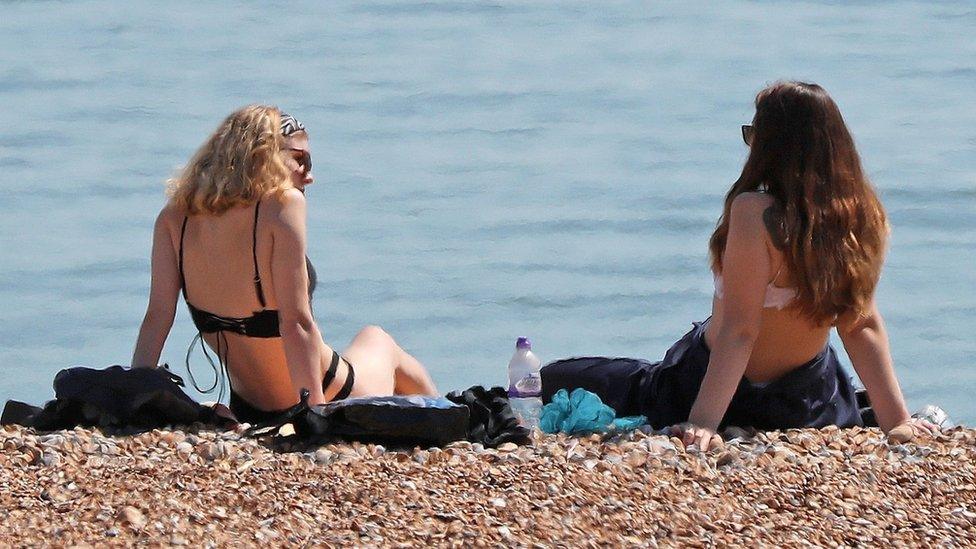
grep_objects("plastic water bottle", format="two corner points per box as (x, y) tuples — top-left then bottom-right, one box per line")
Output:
(913, 404), (953, 429)
(508, 337), (543, 430)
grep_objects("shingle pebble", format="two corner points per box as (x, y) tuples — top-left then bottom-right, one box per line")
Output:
(0, 424), (973, 546)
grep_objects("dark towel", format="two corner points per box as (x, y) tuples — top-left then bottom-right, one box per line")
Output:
(445, 386), (531, 448)
(1, 400), (43, 426)
(2, 365), (228, 431)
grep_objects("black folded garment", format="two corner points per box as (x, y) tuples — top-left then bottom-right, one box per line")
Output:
(445, 386), (531, 448)
(1, 365), (229, 432)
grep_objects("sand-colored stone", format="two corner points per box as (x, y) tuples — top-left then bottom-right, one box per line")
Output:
(0, 423), (974, 546)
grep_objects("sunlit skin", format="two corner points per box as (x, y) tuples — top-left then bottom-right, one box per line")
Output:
(282, 132), (314, 191)
(669, 111), (938, 452)
(131, 112), (437, 416)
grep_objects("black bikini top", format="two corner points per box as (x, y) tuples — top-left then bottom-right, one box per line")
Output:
(180, 201), (275, 338)
(178, 200), (316, 396)
(178, 200), (317, 336)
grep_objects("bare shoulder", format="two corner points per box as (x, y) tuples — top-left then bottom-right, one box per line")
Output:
(731, 192), (785, 246)
(155, 200), (184, 231)
(728, 192), (775, 235)
(730, 191), (775, 217)
(264, 188), (307, 227)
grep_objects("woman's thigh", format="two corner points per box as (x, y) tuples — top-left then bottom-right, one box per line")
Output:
(341, 325), (397, 396)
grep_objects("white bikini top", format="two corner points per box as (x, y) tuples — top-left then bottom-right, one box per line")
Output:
(713, 263), (797, 310)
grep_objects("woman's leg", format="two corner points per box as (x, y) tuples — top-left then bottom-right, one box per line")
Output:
(341, 325), (438, 396)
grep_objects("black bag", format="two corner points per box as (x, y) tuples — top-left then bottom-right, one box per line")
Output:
(302, 395), (470, 447)
(246, 391), (470, 448)
(2, 365), (227, 431)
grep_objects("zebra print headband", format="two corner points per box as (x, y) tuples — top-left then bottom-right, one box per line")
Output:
(280, 112), (306, 136)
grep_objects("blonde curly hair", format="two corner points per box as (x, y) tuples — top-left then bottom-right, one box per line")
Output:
(168, 105), (293, 215)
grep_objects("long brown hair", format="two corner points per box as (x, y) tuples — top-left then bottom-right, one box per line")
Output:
(709, 81), (889, 323)
(168, 105), (293, 215)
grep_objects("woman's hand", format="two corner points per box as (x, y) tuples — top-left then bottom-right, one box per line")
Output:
(670, 422), (724, 452)
(887, 417), (940, 444)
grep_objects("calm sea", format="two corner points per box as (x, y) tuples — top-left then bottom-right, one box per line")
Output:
(1, 1), (973, 424)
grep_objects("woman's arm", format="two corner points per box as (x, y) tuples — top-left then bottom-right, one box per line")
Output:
(836, 302), (913, 433)
(269, 189), (328, 405)
(681, 194), (772, 449)
(131, 206), (182, 368)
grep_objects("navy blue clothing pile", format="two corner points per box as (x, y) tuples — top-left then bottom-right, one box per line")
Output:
(541, 321), (865, 431)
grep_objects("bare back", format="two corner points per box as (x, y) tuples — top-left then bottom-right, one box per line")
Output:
(704, 193), (832, 383)
(171, 199), (333, 410)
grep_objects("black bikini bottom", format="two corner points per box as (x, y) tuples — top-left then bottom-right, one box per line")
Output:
(229, 350), (356, 425)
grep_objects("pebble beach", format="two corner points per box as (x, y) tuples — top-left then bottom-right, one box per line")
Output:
(2, 424), (974, 547)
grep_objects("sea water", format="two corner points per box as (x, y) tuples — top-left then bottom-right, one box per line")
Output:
(0, 1), (973, 424)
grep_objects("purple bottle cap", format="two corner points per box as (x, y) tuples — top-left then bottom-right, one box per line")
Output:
(516, 337), (531, 350)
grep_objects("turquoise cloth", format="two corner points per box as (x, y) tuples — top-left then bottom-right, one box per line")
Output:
(539, 388), (646, 434)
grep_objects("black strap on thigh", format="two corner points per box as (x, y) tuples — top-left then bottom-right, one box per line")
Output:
(322, 350), (341, 388)
(322, 350), (355, 401)
(333, 358), (355, 401)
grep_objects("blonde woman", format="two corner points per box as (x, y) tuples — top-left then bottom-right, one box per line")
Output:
(542, 82), (938, 449)
(131, 106), (437, 424)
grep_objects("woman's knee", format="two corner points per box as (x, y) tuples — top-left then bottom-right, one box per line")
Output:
(353, 325), (403, 356)
(356, 324), (391, 343)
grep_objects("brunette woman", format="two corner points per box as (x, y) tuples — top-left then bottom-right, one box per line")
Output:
(542, 82), (938, 449)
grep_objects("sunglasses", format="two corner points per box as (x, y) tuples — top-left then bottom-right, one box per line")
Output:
(741, 124), (754, 146)
(285, 147), (312, 175)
